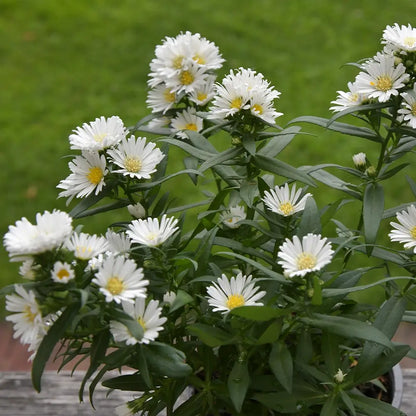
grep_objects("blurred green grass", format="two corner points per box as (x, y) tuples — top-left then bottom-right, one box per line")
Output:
(1, 0), (416, 294)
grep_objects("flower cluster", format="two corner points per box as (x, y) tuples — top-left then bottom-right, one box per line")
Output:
(3, 25), (416, 416)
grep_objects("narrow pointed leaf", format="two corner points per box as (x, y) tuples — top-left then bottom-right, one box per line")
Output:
(363, 183), (384, 253)
(228, 360), (250, 412)
(269, 342), (293, 393)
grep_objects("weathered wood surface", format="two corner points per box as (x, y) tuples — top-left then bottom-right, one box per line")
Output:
(0, 369), (415, 415)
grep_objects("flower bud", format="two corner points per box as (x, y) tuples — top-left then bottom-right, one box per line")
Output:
(334, 368), (346, 383)
(365, 165), (377, 178)
(127, 202), (146, 219)
(352, 152), (366, 170)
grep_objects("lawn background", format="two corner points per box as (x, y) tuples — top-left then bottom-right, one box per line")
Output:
(1, 0), (416, 307)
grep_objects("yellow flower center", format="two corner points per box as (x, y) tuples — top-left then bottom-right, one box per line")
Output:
(87, 166), (104, 185)
(56, 268), (70, 280)
(137, 316), (146, 331)
(372, 75), (393, 92)
(404, 36), (416, 47)
(411, 103), (416, 117)
(279, 202), (295, 216)
(164, 89), (176, 103)
(231, 97), (243, 109)
(76, 245), (93, 259)
(185, 123), (198, 131)
(180, 70), (194, 85)
(411, 226), (416, 239)
(350, 93), (360, 102)
(297, 253), (317, 270)
(193, 54), (205, 65)
(124, 157), (142, 173)
(93, 132), (108, 143)
(23, 305), (37, 323)
(252, 104), (263, 115)
(106, 277), (124, 295)
(172, 56), (184, 69)
(197, 92), (207, 102)
(226, 294), (245, 310)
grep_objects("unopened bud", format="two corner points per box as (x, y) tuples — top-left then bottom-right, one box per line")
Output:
(334, 368), (346, 383)
(365, 165), (377, 178)
(352, 152), (366, 170)
(127, 202), (146, 219)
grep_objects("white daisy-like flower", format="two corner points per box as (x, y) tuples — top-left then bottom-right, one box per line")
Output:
(127, 214), (179, 247)
(389, 205), (416, 251)
(107, 136), (165, 179)
(105, 230), (131, 256)
(51, 261), (75, 284)
(147, 115), (172, 131)
(220, 205), (246, 229)
(57, 151), (107, 203)
(207, 273), (266, 314)
(65, 232), (109, 260)
(146, 84), (177, 113)
(171, 107), (204, 139)
(330, 82), (368, 112)
(382, 23), (416, 53)
(92, 256), (148, 304)
(110, 298), (167, 345)
(69, 115), (127, 151)
(189, 75), (216, 106)
(127, 202), (146, 219)
(277, 233), (334, 277)
(352, 152), (367, 169)
(165, 61), (210, 95)
(4, 210), (73, 260)
(5, 285), (47, 346)
(19, 259), (39, 280)
(262, 183), (311, 217)
(208, 68), (282, 123)
(399, 86), (416, 128)
(354, 55), (409, 102)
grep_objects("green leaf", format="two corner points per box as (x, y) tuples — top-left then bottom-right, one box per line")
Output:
(289, 116), (380, 142)
(311, 275), (322, 306)
(228, 360), (250, 413)
(161, 137), (214, 160)
(253, 154), (316, 186)
(198, 146), (243, 173)
(252, 392), (298, 412)
(340, 391), (356, 416)
(320, 394), (338, 416)
(187, 323), (233, 347)
(269, 342), (293, 393)
(230, 306), (286, 321)
(239, 180), (258, 207)
(102, 373), (149, 391)
(350, 393), (406, 416)
(298, 197), (321, 237)
(309, 169), (361, 199)
(300, 313), (393, 349)
(257, 126), (301, 157)
(32, 302), (81, 392)
(363, 182), (384, 254)
(144, 343), (192, 378)
(169, 289), (194, 313)
(256, 320), (282, 344)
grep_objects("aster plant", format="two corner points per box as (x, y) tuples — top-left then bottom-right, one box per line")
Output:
(4, 26), (416, 416)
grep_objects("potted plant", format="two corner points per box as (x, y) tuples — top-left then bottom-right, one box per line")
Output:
(3, 24), (416, 415)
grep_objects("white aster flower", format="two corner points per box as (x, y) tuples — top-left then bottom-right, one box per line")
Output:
(389, 205), (416, 251)
(277, 233), (334, 277)
(4, 210), (73, 260)
(51, 261), (75, 284)
(127, 214), (179, 247)
(19, 259), (39, 280)
(93, 256), (148, 303)
(146, 84), (177, 113)
(105, 230), (131, 256)
(165, 61), (210, 95)
(208, 68), (282, 123)
(65, 232), (109, 260)
(207, 273), (266, 314)
(354, 55), (409, 102)
(330, 82), (368, 112)
(171, 107), (204, 139)
(57, 151), (107, 203)
(189, 75), (216, 106)
(69, 115), (127, 151)
(382, 23), (416, 53)
(352, 152), (367, 169)
(5, 285), (47, 346)
(220, 205), (246, 229)
(262, 183), (311, 216)
(110, 298), (167, 345)
(399, 86), (416, 128)
(147, 115), (172, 131)
(108, 136), (165, 179)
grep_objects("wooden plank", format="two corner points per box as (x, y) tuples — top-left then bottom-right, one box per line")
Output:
(0, 370), (415, 415)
